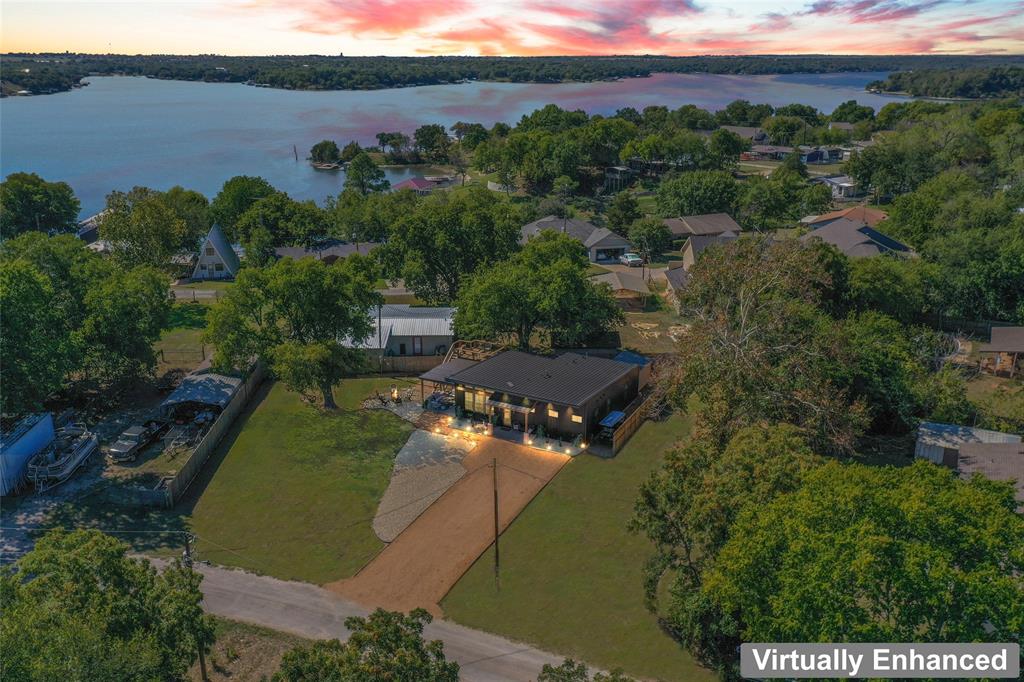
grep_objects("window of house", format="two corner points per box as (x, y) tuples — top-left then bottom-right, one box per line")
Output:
(413, 336), (422, 355)
(399, 343), (407, 355)
(548, 409), (559, 418)
(214, 263), (224, 271)
(205, 247), (215, 256)
(571, 414), (583, 423)
(468, 390), (487, 414)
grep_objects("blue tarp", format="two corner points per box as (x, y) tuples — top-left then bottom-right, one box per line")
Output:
(1, 413), (55, 495)
(599, 411), (625, 428)
(614, 350), (650, 367)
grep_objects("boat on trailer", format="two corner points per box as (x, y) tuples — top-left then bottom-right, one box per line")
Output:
(26, 424), (99, 493)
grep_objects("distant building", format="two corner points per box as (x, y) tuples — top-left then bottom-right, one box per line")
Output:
(192, 224), (240, 280)
(811, 174), (863, 200)
(392, 176), (437, 195)
(274, 240), (379, 264)
(800, 218), (913, 258)
(801, 205), (889, 229)
(719, 125), (766, 143)
(828, 121), (855, 132)
(344, 304), (454, 357)
(520, 215), (630, 264)
(76, 210), (109, 244)
(680, 231), (738, 270)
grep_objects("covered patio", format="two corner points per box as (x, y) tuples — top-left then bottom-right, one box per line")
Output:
(979, 327), (1023, 378)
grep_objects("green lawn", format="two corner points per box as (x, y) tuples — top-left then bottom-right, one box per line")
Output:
(37, 378), (416, 584)
(967, 374), (1023, 420)
(442, 415), (714, 682)
(186, 379), (415, 583)
(156, 302), (210, 373)
(173, 281), (235, 291)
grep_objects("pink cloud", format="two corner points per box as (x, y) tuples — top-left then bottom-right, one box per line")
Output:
(252, 0), (471, 36)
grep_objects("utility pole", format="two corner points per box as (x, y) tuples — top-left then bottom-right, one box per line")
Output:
(184, 535), (209, 682)
(378, 303), (383, 375)
(492, 458), (500, 589)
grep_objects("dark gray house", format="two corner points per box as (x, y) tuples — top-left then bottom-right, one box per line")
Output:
(432, 350), (640, 441)
(520, 215), (631, 263)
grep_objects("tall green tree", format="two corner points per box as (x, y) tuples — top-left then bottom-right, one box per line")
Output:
(98, 187), (190, 268)
(0, 259), (72, 415)
(343, 152), (390, 195)
(235, 191), (326, 250)
(627, 217), (672, 261)
(274, 609), (458, 682)
(210, 175), (276, 239)
(656, 170), (738, 218)
(414, 124), (451, 163)
(604, 191), (641, 234)
(310, 139), (341, 163)
(0, 172), (80, 240)
(704, 461), (1024, 646)
(205, 255), (380, 408)
(454, 231), (623, 350)
(163, 185), (212, 251)
(375, 186), (521, 304)
(539, 659), (635, 682)
(0, 529), (214, 682)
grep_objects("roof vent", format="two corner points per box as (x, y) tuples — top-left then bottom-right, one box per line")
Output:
(506, 381), (514, 387)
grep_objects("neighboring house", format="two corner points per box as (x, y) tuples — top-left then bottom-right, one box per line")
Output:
(664, 265), (689, 312)
(978, 327), (1024, 378)
(393, 177), (436, 195)
(663, 213), (741, 240)
(811, 174), (862, 200)
(344, 304), (454, 357)
(828, 121), (855, 132)
(274, 240), (379, 264)
(76, 210), (109, 244)
(800, 218), (913, 258)
(431, 350), (640, 442)
(681, 231), (738, 270)
(915, 422), (1024, 508)
(604, 166), (633, 192)
(591, 270), (650, 308)
(801, 205), (888, 229)
(799, 147), (827, 164)
(192, 224), (240, 280)
(520, 215), (631, 263)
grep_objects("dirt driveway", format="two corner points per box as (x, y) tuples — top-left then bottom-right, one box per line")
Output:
(327, 438), (568, 616)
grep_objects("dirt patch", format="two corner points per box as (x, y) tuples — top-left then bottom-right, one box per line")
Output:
(328, 438), (568, 616)
(189, 617), (306, 681)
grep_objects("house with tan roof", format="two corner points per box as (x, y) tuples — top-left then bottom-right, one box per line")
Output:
(801, 205), (888, 229)
(662, 213), (741, 239)
(520, 215), (631, 263)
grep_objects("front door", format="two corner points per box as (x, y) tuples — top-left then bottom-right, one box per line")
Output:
(413, 336), (423, 356)
(502, 408), (512, 427)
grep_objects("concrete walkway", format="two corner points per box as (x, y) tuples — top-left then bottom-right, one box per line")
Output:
(329, 439), (568, 616)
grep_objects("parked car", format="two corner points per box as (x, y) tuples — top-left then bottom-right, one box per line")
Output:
(619, 252), (643, 267)
(106, 420), (168, 463)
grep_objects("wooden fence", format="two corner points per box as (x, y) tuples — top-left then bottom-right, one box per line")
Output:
(156, 362), (267, 507)
(370, 355), (445, 375)
(611, 391), (658, 456)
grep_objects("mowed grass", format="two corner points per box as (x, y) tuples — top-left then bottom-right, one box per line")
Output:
(156, 302), (210, 373)
(442, 415), (714, 682)
(186, 378), (415, 583)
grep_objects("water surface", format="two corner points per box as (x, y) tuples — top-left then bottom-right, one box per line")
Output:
(1, 72), (910, 216)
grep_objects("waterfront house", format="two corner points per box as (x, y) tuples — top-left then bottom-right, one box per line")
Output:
(192, 224), (239, 280)
(393, 176), (436, 195)
(520, 215), (631, 264)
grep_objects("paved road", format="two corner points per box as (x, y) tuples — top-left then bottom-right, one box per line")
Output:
(186, 561), (566, 681)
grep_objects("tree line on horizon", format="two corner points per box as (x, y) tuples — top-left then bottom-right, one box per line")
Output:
(3, 53), (1024, 96)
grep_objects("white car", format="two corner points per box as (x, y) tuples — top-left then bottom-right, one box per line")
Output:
(619, 253), (643, 267)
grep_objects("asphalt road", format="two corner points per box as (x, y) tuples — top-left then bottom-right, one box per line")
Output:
(188, 561), (567, 681)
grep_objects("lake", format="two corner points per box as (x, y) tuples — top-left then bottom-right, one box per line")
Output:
(0, 72), (910, 217)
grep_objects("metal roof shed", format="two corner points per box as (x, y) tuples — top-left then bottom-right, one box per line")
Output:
(161, 370), (242, 416)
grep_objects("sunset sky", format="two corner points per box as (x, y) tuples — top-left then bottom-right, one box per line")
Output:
(3, 0), (1023, 56)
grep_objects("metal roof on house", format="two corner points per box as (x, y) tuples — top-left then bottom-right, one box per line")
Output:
(419, 358), (480, 383)
(801, 218), (911, 258)
(344, 305), (454, 349)
(979, 327), (1024, 354)
(161, 368), (243, 410)
(393, 177), (435, 191)
(444, 350), (636, 407)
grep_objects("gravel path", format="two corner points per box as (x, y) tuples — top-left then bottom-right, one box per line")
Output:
(372, 430), (477, 541)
